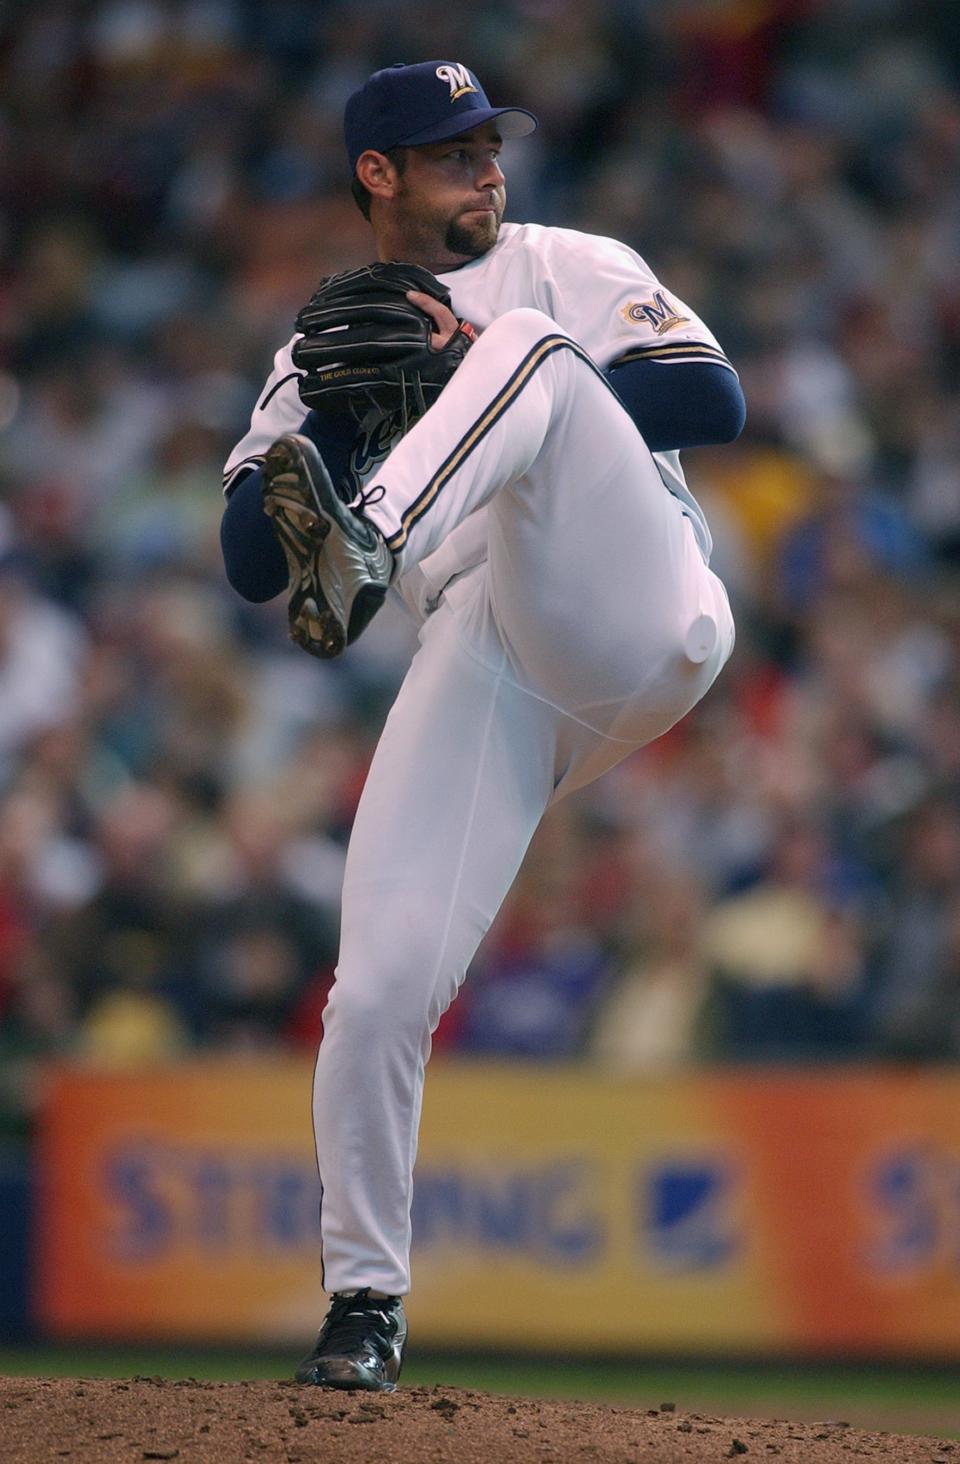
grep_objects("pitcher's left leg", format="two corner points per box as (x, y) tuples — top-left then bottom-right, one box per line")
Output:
(367, 303), (733, 778)
(361, 309), (615, 569)
(482, 353), (735, 760)
(362, 307), (733, 738)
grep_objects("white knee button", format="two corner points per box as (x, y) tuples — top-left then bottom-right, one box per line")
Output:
(683, 611), (718, 665)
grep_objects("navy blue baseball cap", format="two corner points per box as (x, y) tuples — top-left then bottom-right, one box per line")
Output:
(344, 61), (537, 172)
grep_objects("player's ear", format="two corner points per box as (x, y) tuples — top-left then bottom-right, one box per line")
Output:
(355, 149), (401, 203)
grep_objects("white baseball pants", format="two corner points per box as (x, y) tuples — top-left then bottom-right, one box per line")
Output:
(312, 309), (735, 1295)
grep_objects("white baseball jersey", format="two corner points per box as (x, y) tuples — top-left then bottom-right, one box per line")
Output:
(223, 222), (735, 613)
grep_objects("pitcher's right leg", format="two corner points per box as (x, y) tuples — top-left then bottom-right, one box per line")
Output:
(311, 584), (558, 1296)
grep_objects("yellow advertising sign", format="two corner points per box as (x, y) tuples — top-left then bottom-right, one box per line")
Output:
(37, 1060), (960, 1356)
(413, 1063), (780, 1350)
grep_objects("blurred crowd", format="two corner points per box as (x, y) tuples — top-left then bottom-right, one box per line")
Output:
(1, 0), (959, 1130)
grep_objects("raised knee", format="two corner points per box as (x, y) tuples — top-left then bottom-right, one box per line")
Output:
(644, 615), (718, 684)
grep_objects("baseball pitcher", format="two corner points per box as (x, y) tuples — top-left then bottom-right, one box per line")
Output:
(221, 61), (745, 1391)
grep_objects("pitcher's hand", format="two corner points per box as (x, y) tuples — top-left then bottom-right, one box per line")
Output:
(407, 289), (474, 351)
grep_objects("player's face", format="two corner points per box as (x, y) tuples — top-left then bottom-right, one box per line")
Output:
(392, 123), (506, 264)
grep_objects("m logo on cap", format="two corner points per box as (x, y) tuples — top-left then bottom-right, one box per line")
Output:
(436, 63), (477, 101)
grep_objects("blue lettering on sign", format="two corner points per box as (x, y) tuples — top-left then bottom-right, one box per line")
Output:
(475, 1173), (529, 1246)
(253, 1163), (319, 1248)
(412, 1160), (604, 1265)
(540, 1162), (604, 1264)
(103, 1148), (172, 1261)
(100, 1143), (321, 1263)
(194, 1158), (233, 1248)
(864, 1146), (959, 1275)
(413, 1169), (465, 1238)
(640, 1157), (739, 1270)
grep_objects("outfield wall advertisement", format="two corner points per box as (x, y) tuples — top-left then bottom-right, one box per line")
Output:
(37, 1061), (960, 1356)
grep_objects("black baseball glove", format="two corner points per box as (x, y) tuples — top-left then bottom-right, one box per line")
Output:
(292, 261), (476, 438)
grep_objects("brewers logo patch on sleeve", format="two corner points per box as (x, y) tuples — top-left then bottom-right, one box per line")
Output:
(621, 290), (691, 335)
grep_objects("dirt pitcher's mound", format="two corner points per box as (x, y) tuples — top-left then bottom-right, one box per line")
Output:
(0, 1376), (955, 1463)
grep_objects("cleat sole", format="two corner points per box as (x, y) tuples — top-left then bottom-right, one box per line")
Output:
(262, 433), (391, 661)
(263, 439), (342, 659)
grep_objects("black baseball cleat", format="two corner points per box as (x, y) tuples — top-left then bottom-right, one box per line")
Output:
(295, 1289), (407, 1392)
(262, 433), (393, 659)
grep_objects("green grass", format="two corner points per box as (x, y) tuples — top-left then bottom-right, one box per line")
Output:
(0, 1346), (958, 1436)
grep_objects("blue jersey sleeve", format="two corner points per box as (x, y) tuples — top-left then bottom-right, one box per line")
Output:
(604, 357), (745, 453)
(220, 410), (357, 603)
